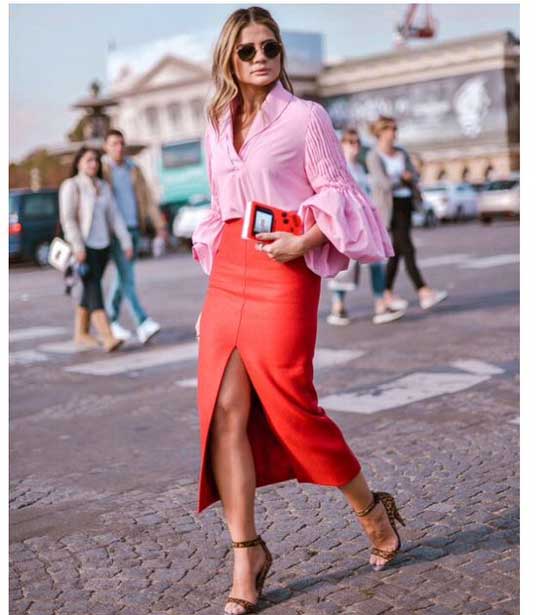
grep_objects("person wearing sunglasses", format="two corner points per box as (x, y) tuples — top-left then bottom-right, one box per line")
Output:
(327, 128), (406, 326)
(367, 116), (448, 311)
(191, 8), (403, 614)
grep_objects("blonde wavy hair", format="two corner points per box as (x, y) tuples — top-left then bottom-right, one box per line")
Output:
(369, 116), (397, 139)
(207, 6), (294, 133)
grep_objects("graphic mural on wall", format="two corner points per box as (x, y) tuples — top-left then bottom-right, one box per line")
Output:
(324, 70), (510, 149)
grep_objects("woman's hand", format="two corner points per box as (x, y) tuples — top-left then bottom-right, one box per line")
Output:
(125, 247), (134, 260)
(255, 232), (306, 263)
(401, 170), (414, 184)
(195, 312), (202, 339)
(75, 251), (86, 263)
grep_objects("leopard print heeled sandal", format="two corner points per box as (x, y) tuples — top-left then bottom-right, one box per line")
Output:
(224, 535), (272, 614)
(355, 491), (406, 571)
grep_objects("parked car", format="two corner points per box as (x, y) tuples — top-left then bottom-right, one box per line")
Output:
(412, 198), (438, 228)
(172, 198), (211, 246)
(478, 177), (520, 223)
(9, 189), (60, 266)
(421, 182), (479, 222)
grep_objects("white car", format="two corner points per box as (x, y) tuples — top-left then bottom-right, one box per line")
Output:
(172, 201), (211, 241)
(478, 178), (520, 223)
(421, 183), (479, 222)
(412, 199), (438, 228)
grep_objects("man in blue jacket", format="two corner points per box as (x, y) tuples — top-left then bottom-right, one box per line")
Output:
(102, 129), (168, 343)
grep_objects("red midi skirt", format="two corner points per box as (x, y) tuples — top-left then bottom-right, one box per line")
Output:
(196, 219), (361, 513)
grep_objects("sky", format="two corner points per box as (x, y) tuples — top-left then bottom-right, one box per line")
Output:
(9, 3), (519, 162)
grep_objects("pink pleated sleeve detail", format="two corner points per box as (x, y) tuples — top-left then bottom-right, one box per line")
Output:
(298, 103), (394, 278)
(191, 126), (225, 275)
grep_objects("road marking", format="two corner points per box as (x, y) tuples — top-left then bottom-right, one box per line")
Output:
(178, 359), (504, 410)
(40, 339), (142, 354)
(65, 342), (199, 376)
(459, 254), (519, 269)
(320, 365), (495, 415)
(418, 254), (471, 268)
(39, 340), (95, 354)
(64, 344), (364, 377)
(176, 378), (198, 388)
(9, 350), (50, 365)
(509, 416), (520, 425)
(173, 349), (365, 389)
(9, 326), (67, 343)
(314, 348), (364, 369)
(450, 359), (505, 376)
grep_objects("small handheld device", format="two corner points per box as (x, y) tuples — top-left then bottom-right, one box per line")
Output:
(241, 200), (303, 241)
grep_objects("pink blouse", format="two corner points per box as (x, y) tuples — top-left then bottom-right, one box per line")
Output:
(192, 80), (393, 277)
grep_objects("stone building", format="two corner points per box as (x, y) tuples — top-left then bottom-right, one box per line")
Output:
(321, 31), (519, 183)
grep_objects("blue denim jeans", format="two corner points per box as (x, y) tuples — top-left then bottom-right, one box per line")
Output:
(106, 227), (148, 326)
(333, 262), (386, 304)
(369, 262), (386, 299)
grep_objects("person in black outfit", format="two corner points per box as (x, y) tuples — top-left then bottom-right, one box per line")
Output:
(366, 116), (448, 311)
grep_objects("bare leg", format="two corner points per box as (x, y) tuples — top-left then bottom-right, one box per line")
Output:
(210, 348), (268, 615)
(339, 471), (400, 568)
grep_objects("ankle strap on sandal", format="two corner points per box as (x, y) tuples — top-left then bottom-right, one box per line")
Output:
(231, 535), (264, 548)
(354, 493), (379, 518)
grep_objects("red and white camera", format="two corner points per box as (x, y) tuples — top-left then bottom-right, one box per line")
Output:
(241, 200), (304, 241)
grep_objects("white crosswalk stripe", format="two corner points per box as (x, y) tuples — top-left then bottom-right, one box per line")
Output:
(313, 348), (364, 369)
(66, 342), (199, 376)
(9, 326), (67, 343)
(459, 254), (519, 269)
(176, 378), (198, 388)
(10, 349), (50, 365)
(418, 254), (471, 268)
(39, 341), (96, 354)
(65, 344), (364, 377)
(320, 361), (504, 415)
(173, 348), (366, 389)
(450, 359), (505, 375)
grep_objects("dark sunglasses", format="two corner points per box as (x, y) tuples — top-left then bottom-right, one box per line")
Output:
(236, 40), (282, 62)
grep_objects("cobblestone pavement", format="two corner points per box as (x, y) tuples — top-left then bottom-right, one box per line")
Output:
(10, 221), (519, 614)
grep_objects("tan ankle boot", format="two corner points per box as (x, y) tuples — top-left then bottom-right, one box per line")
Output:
(74, 307), (100, 348)
(90, 310), (123, 352)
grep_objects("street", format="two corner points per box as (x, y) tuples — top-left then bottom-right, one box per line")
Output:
(10, 220), (519, 615)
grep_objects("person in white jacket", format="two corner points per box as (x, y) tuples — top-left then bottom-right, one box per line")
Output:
(59, 146), (133, 352)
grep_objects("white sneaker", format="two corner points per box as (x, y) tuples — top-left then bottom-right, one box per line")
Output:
(420, 290), (448, 310)
(137, 318), (161, 344)
(372, 309), (405, 325)
(111, 321), (132, 341)
(327, 312), (351, 326)
(386, 297), (409, 311)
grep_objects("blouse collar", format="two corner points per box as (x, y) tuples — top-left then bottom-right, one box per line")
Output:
(220, 79), (294, 144)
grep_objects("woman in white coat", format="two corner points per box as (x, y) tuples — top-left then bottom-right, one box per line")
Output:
(59, 146), (133, 351)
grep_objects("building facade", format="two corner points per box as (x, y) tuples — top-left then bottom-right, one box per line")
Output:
(320, 31), (519, 184)
(105, 30), (519, 199)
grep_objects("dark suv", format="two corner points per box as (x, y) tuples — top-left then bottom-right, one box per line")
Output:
(9, 189), (60, 266)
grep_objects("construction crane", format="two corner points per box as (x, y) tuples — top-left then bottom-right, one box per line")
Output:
(394, 4), (437, 46)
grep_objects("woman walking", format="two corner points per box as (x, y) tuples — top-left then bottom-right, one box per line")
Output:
(367, 116), (447, 311)
(59, 146), (133, 352)
(327, 128), (405, 326)
(192, 8), (406, 614)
